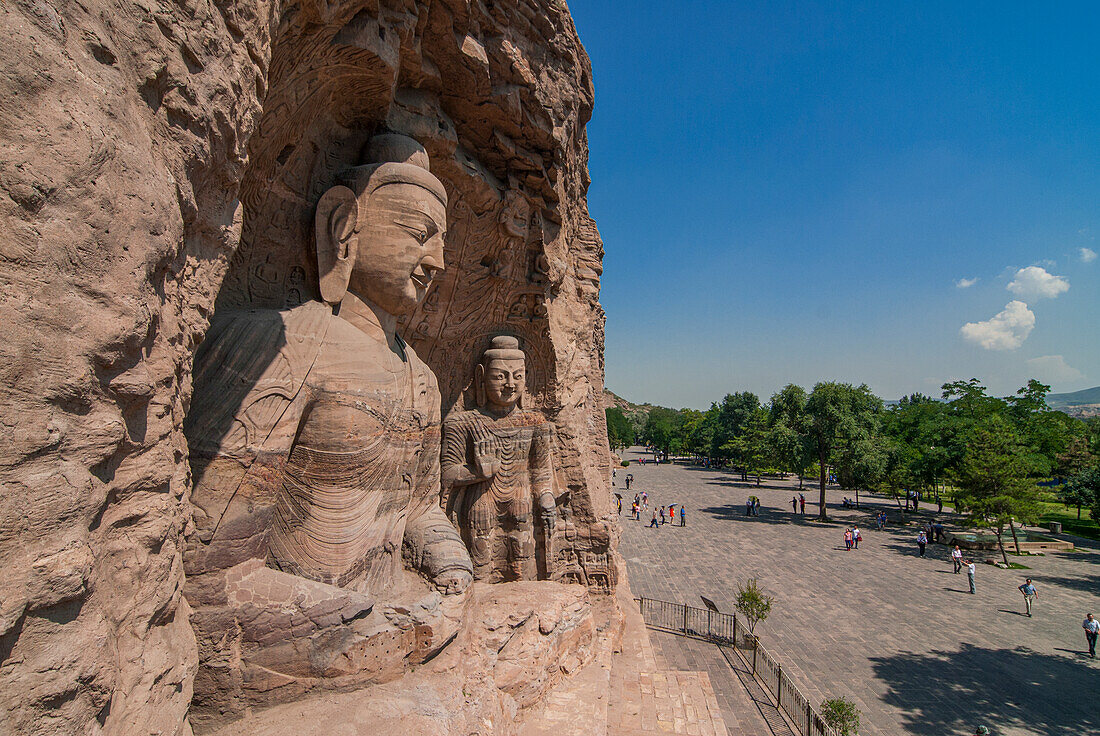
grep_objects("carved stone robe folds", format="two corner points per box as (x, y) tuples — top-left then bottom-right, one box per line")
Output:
(182, 302), (471, 719)
(441, 408), (554, 582)
(186, 300), (469, 594)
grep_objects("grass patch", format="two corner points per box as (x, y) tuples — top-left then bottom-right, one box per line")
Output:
(1006, 562), (1030, 569)
(1037, 502), (1100, 542)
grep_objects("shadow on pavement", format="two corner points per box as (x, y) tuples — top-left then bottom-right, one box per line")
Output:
(1028, 571), (1100, 596)
(697, 504), (799, 525)
(870, 643), (1100, 735)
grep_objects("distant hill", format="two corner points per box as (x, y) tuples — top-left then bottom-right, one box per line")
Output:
(602, 388), (657, 431)
(1048, 386), (1100, 407)
(1048, 386), (1100, 419)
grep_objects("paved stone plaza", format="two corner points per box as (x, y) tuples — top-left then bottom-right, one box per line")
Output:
(617, 449), (1100, 736)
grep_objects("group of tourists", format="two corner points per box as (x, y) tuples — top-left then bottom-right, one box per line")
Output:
(843, 525), (862, 550)
(789, 494), (807, 515)
(745, 496), (762, 516)
(646, 503), (685, 528)
(624, 490), (686, 528)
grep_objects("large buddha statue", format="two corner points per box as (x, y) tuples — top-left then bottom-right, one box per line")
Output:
(183, 134), (473, 719)
(441, 336), (558, 582)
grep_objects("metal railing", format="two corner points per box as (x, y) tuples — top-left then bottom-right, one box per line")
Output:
(637, 597), (837, 736)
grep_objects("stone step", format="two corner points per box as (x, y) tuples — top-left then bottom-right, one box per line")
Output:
(609, 668), (729, 736)
(607, 583), (730, 736)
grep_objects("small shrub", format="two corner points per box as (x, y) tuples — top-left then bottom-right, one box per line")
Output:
(734, 578), (773, 636)
(821, 696), (861, 736)
(621, 460), (630, 467)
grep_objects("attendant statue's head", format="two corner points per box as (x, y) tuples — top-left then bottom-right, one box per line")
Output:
(475, 336), (526, 412)
(314, 133), (448, 316)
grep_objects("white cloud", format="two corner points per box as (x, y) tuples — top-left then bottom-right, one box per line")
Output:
(955, 277), (978, 289)
(1080, 247), (1097, 263)
(1025, 355), (1084, 383)
(1006, 266), (1069, 299)
(960, 300), (1035, 350)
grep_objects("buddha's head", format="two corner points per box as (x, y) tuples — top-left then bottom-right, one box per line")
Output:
(475, 336), (526, 412)
(314, 133), (447, 316)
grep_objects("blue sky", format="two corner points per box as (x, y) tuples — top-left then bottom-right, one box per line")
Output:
(570, 1), (1099, 409)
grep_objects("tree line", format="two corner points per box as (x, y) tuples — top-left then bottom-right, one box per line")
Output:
(606, 379), (1100, 551)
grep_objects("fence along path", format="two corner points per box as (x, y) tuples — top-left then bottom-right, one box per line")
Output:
(637, 598), (837, 736)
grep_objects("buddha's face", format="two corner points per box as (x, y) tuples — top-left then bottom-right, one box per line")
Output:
(349, 182), (446, 316)
(482, 358), (525, 410)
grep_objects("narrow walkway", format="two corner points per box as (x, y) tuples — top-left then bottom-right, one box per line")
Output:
(607, 585), (730, 736)
(648, 629), (789, 736)
(715, 646), (795, 736)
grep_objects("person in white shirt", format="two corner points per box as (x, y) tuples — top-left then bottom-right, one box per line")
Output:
(966, 560), (976, 594)
(1084, 613), (1099, 658)
(951, 545), (963, 574)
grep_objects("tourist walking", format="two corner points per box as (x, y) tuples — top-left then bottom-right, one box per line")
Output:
(1083, 613), (1098, 658)
(917, 530), (927, 558)
(791, 496), (798, 513)
(679, 506), (685, 527)
(659, 506), (666, 524)
(799, 494), (805, 515)
(1018, 578), (1038, 617)
(852, 525), (862, 549)
(669, 505), (675, 524)
(951, 545), (963, 573)
(844, 528), (853, 551)
(648, 509), (659, 528)
(966, 560), (976, 593)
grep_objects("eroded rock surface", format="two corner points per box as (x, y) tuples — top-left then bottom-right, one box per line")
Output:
(205, 581), (597, 736)
(0, 1), (610, 734)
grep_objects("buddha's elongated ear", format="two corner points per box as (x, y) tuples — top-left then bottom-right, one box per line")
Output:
(315, 186), (358, 305)
(475, 363), (486, 408)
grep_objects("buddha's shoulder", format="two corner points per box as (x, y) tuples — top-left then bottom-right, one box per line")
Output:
(400, 337), (437, 391)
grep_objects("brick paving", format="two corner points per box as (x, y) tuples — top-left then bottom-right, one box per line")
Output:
(616, 450), (1100, 736)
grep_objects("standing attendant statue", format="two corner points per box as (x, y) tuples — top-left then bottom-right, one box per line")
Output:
(442, 336), (557, 582)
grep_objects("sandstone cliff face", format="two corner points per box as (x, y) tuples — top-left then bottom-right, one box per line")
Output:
(0, 0), (608, 733)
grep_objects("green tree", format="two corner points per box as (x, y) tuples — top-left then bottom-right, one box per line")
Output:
(878, 438), (919, 515)
(880, 393), (952, 505)
(939, 379), (1008, 481)
(820, 697), (861, 736)
(642, 407), (681, 458)
(1061, 466), (1100, 523)
(953, 415), (1042, 564)
(710, 392), (760, 466)
(605, 407), (635, 453)
(768, 384), (810, 486)
(804, 382), (883, 520)
(734, 577), (773, 638)
(730, 407), (773, 485)
(834, 433), (887, 507)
